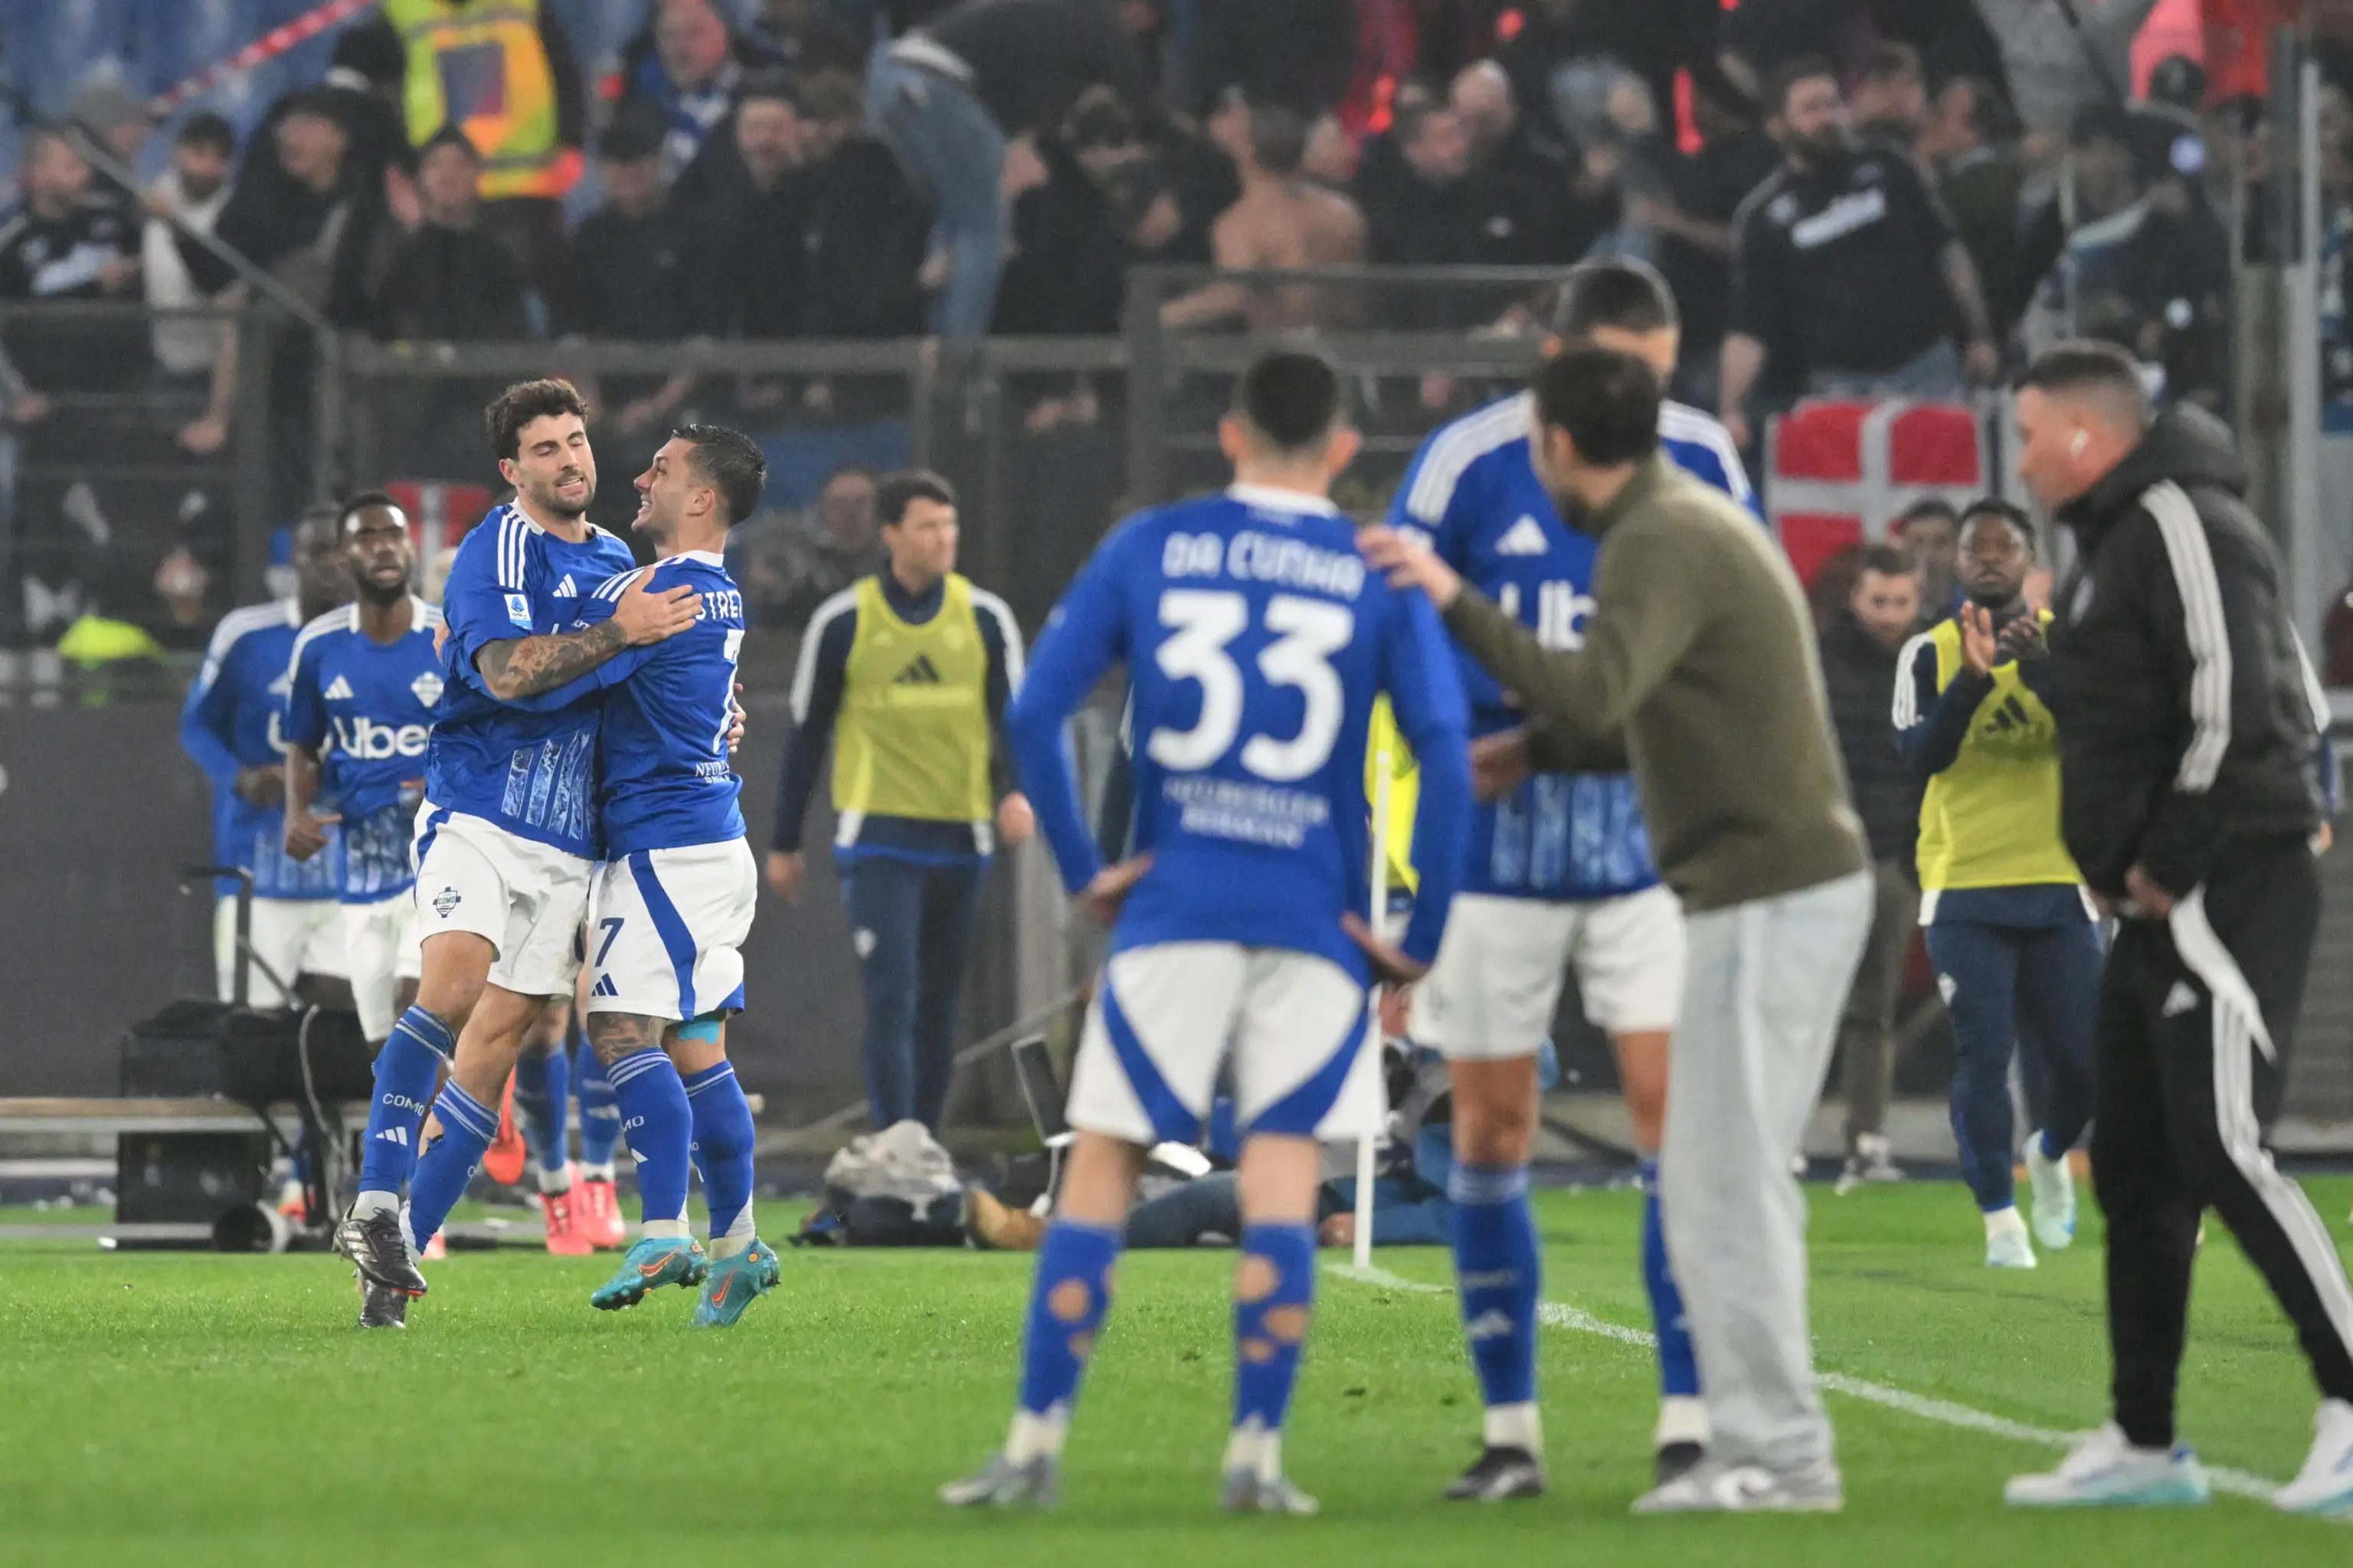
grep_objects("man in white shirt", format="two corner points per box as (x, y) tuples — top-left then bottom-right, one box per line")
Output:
(142, 113), (237, 454)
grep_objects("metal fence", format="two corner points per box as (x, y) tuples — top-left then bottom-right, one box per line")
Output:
(5, 273), (2353, 1141)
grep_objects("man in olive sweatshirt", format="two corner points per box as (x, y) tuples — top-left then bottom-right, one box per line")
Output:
(1360, 347), (1870, 1514)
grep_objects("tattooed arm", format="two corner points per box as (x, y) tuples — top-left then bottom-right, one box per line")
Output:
(473, 570), (699, 702)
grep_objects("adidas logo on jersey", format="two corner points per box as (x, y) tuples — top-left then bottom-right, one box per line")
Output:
(893, 654), (944, 686)
(591, 974), (620, 998)
(555, 574), (578, 597)
(1494, 516), (1550, 556)
(322, 675), (355, 701)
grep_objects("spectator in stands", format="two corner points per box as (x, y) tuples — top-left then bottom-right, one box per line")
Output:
(788, 70), (933, 340)
(1920, 75), (2028, 341)
(1818, 541), (1926, 1190)
(866, 0), (1153, 339)
(748, 0), (869, 74)
(1360, 97), (1535, 269)
(66, 74), (153, 216)
(1160, 101), (1365, 332)
(369, 127), (532, 343)
(705, 73), (811, 347)
(142, 113), (241, 456)
(1897, 497), (1964, 618)
(1492, 0), (1720, 150)
(1193, 0), (1356, 117)
(208, 91), (383, 326)
(624, 0), (763, 180)
(1451, 60), (1615, 264)
(1652, 64), (1781, 404)
(349, 1), (584, 328)
(0, 128), (146, 393)
(2019, 108), (2230, 408)
(1851, 42), (1929, 149)
(1718, 58), (2001, 450)
(1970, 0), (2160, 193)
(729, 463), (885, 633)
(565, 102), (715, 438)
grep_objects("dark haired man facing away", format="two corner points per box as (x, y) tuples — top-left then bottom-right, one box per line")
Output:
(2001, 341), (2353, 1514)
(1363, 346), (1870, 1514)
(946, 347), (1470, 1514)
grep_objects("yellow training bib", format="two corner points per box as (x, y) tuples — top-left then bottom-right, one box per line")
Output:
(833, 574), (994, 825)
(1914, 614), (2083, 892)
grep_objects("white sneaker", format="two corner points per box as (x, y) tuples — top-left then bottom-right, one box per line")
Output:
(2005, 1424), (2210, 1507)
(2024, 1134), (2076, 1252)
(1632, 1457), (1842, 1514)
(1985, 1208), (2037, 1269)
(2275, 1399), (2353, 1516)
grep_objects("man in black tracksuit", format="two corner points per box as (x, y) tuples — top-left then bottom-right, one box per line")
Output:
(2005, 341), (2353, 1512)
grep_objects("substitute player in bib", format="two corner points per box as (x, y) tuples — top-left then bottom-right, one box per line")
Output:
(282, 494), (443, 1053)
(181, 509), (354, 1005)
(338, 380), (704, 1311)
(1894, 501), (2097, 1270)
(1389, 259), (1749, 1497)
(944, 350), (1473, 1514)
(492, 425), (774, 1322)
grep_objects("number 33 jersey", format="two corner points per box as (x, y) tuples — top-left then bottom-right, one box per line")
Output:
(559, 552), (748, 856)
(1009, 486), (1472, 981)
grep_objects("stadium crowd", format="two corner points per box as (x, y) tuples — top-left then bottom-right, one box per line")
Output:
(0, 0), (2328, 651)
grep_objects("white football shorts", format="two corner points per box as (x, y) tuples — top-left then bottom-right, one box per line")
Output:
(411, 804), (592, 1000)
(584, 839), (758, 1023)
(1411, 885), (1686, 1059)
(342, 893), (423, 1043)
(1065, 941), (1381, 1146)
(215, 895), (346, 1007)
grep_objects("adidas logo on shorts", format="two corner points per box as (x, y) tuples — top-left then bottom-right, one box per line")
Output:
(591, 974), (620, 998)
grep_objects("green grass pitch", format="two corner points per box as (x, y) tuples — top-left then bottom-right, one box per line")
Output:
(1, 1179), (2348, 1566)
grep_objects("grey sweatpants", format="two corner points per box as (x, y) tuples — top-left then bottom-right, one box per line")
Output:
(1660, 870), (1873, 1471)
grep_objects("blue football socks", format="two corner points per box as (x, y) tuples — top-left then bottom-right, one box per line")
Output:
(355, 1005), (451, 1208)
(512, 1041), (571, 1192)
(1228, 1222), (1316, 1478)
(1005, 1219), (1121, 1463)
(404, 1079), (499, 1249)
(683, 1061), (757, 1258)
(1449, 1161), (1543, 1452)
(605, 1047), (693, 1236)
(1640, 1157), (1701, 1402)
(574, 1037), (622, 1175)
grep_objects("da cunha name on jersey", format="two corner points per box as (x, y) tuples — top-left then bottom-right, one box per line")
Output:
(1160, 529), (1368, 600)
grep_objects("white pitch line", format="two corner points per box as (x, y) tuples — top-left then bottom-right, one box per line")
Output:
(1327, 1263), (2282, 1503)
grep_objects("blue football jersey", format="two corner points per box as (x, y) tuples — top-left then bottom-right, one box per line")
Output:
(542, 552), (749, 856)
(282, 598), (446, 902)
(180, 601), (342, 901)
(1008, 486), (1473, 979)
(430, 503), (637, 857)
(1390, 393), (1756, 902)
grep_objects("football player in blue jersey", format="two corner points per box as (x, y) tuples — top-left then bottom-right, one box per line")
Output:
(282, 495), (443, 1055)
(338, 380), (705, 1312)
(486, 425), (774, 1322)
(1390, 259), (1751, 1498)
(180, 509), (355, 1007)
(280, 496), (447, 1327)
(943, 349), (1473, 1514)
